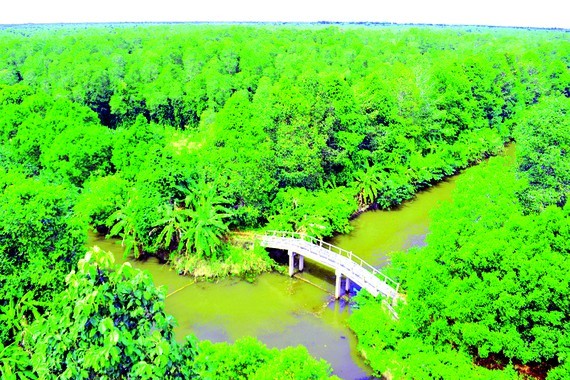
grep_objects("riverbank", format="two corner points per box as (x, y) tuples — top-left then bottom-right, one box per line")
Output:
(171, 239), (277, 281)
(344, 145), (519, 378)
(89, 141), (515, 285)
(91, 230), (279, 281)
(88, 165), (483, 379)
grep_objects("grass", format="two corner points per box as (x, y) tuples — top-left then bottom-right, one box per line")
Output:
(171, 238), (277, 281)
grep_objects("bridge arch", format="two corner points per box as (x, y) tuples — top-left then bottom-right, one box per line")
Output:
(257, 231), (400, 308)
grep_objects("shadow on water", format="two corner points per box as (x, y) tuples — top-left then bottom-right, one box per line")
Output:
(87, 147), (514, 379)
(87, 179), (454, 380)
(89, 232), (377, 379)
(330, 175), (460, 265)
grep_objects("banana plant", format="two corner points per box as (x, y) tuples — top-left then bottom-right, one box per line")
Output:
(106, 201), (140, 258)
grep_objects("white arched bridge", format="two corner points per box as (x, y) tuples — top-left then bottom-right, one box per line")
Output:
(256, 230), (400, 306)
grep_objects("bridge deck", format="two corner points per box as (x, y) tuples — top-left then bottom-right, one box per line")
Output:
(258, 231), (399, 301)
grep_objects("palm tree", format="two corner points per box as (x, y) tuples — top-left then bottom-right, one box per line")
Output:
(106, 200), (140, 258)
(150, 202), (191, 254)
(183, 191), (232, 260)
(353, 163), (382, 207)
(295, 214), (329, 239)
(149, 179), (232, 261)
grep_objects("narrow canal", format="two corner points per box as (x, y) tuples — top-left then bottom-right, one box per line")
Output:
(88, 146), (514, 379)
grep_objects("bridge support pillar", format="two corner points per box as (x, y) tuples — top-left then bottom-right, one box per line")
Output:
(335, 270), (342, 299)
(345, 277), (350, 293)
(288, 250), (295, 277)
(298, 255), (304, 272)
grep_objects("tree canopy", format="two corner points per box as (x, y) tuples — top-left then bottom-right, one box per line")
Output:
(0, 23), (568, 379)
(2, 24), (567, 265)
(350, 95), (570, 378)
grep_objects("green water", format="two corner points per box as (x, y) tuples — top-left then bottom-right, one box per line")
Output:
(87, 174), (457, 379)
(88, 146), (515, 379)
(90, 233), (363, 377)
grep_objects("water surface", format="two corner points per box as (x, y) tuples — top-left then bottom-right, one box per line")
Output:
(90, 148), (517, 379)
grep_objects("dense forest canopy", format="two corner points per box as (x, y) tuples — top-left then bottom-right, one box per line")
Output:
(1, 25), (568, 249)
(0, 23), (568, 378)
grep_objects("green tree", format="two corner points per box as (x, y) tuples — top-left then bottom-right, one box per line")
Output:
(150, 202), (190, 255)
(515, 96), (570, 212)
(0, 173), (85, 345)
(182, 184), (232, 260)
(194, 337), (336, 379)
(106, 185), (165, 258)
(75, 174), (129, 233)
(252, 345), (337, 380)
(351, 156), (570, 378)
(40, 123), (114, 187)
(267, 186), (355, 238)
(353, 163), (382, 207)
(25, 247), (198, 379)
(145, 180), (232, 261)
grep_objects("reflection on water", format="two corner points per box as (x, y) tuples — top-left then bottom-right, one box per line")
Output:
(331, 177), (457, 264)
(89, 146), (518, 378)
(88, 233), (371, 378)
(88, 175), (458, 379)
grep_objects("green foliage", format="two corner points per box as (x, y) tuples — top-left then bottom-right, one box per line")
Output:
(0, 87), (105, 177)
(547, 362), (570, 380)
(198, 89), (278, 228)
(109, 178), (233, 261)
(267, 186), (356, 238)
(180, 185), (232, 260)
(0, 174), (85, 344)
(1, 24), (565, 266)
(351, 154), (570, 378)
(194, 337), (335, 379)
(110, 116), (167, 180)
(0, 292), (42, 379)
(0, 292), (45, 351)
(350, 289), (519, 379)
(0, 342), (35, 380)
(353, 163), (382, 206)
(151, 202), (190, 255)
(171, 242), (275, 279)
(106, 186), (164, 258)
(40, 122), (114, 187)
(75, 174), (130, 232)
(515, 95), (570, 212)
(251, 345), (338, 380)
(194, 337), (272, 379)
(0, 24), (568, 377)
(25, 247), (198, 379)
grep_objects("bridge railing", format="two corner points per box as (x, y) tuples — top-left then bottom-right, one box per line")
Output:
(260, 230), (399, 290)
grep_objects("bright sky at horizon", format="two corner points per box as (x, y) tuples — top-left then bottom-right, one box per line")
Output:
(1, 0), (569, 29)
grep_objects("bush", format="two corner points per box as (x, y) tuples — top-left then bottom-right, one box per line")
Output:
(0, 173), (85, 344)
(26, 247), (198, 379)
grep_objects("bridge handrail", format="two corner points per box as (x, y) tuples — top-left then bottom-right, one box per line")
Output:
(259, 230), (399, 289)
